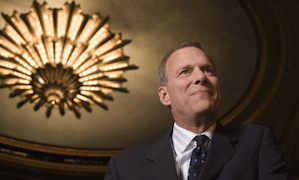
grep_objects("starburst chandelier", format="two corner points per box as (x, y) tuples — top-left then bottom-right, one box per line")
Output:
(0, 1), (137, 118)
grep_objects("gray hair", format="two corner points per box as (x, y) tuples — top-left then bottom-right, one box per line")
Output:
(158, 41), (205, 86)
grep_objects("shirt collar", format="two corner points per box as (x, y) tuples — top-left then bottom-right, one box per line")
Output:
(172, 122), (216, 156)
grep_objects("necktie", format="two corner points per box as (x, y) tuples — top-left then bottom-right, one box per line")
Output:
(188, 135), (209, 180)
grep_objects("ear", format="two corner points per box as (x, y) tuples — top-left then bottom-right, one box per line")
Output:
(158, 86), (171, 107)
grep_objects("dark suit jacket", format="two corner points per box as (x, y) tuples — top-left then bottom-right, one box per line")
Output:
(104, 123), (288, 180)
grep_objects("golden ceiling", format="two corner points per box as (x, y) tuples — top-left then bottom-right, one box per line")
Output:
(0, 0), (298, 179)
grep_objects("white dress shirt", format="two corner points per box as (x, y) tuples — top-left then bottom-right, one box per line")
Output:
(172, 122), (216, 180)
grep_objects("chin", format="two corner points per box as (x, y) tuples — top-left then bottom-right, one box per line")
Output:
(194, 103), (218, 114)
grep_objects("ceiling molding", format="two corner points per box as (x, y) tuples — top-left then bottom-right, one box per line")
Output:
(220, 0), (268, 125)
(0, 135), (119, 157)
(221, 0), (294, 126)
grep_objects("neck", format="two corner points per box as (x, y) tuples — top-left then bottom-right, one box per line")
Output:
(174, 113), (217, 134)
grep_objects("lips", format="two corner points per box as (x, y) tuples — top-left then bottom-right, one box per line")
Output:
(190, 90), (213, 96)
(191, 91), (212, 95)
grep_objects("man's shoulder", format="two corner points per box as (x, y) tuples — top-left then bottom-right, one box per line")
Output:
(116, 141), (157, 157)
(110, 140), (160, 167)
(230, 124), (269, 132)
(113, 127), (173, 163)
(217, 122), (271, 137)
(228, 124), (276, 143)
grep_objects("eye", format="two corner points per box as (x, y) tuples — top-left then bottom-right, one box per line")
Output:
(203, 67), (214, 74)
(179, 69), (189, 75)
(204, 69), (212, 73)
(180, 70), (188, 74)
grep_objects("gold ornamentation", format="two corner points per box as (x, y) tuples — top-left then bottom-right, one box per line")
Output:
(0, 1), (137, 118)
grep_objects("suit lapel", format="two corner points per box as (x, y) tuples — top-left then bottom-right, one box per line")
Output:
(146, 127), (178, 180)
(199, 122), (237, 180)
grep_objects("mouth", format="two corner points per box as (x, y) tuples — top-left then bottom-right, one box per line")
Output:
(190, 90), (213, 96)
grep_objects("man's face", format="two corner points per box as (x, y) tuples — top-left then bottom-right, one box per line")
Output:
(158, 47), (221, 120)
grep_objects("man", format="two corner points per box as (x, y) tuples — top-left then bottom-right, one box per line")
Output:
(104, 41), (288, 180)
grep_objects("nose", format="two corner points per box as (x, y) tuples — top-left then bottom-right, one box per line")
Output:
(194, 69), (207, 84)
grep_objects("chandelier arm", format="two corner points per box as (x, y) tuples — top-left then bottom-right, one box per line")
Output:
(58, 101), (65, 116)
(72, 14), (89, 43)
(21, 45), (41, 69)
(73, 107), (81, 119)
(91, 91), (113, 101)
(29, 94), (40, 103)
(17, 95), (32, 108)
(0, 43), (18, 57)
(100, 55), (129, 65)
(68, 98), (81, 119)
(1, 13), (27, 43)
(32, 45), (46, 67)
(34, 97), (45, 111)
(97, 39), (131, 58)
(0, 30), (21, 48)
(93, 100), (108, 110)
(80, 100), (92, 112)
(20, 13), (36, 42)
(100, 64), (139, 73)
(82, 15), (110, 44)
(46, 105), (53, 118)
(9, 89), (28, 98)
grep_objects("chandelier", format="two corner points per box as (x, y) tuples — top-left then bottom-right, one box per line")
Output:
(0, 1), (137, 118)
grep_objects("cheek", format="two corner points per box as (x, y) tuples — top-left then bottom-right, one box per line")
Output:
(214, 84), (221, 103)
(211, 78), (220, 91)
(168, 86), (188, 104)
(167, 79), (193, 101)
(171, 81), (188, 92)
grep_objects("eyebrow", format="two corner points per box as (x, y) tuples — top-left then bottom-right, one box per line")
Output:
(175, 64), (193, 73)
(201, 63), (215, 69)
(181, 62), (215, 69)
(175, 62), (216, 75)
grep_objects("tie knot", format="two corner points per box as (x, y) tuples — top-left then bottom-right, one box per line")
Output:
(194, 135), (209, 147)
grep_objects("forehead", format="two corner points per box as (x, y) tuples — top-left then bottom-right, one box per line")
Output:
(166, 46), (214, 71)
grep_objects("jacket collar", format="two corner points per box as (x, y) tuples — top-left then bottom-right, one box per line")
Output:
(146, 127), (179, 180)
(199, 122), (237, 180)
